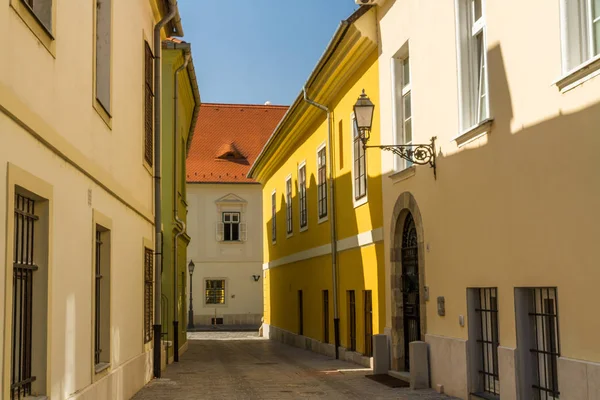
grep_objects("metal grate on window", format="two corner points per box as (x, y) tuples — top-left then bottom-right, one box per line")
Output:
(94, 229), (103, 365)
(348, 290), (356, 351)
(144, 42), (154, 166)
(205, 280), (225, 304)
(364, 290), (373, 357)
(323, 290), (329, 343)
(144, 247), (153, 343)
(475, 288), (500, 396)
(530, 288), (560, 399)
(11, 194), (38, 400)
(317, 147), (327, 218)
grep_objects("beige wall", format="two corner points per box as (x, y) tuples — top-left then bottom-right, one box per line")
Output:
(0, 0), (162, 398)
(187, 183), (264, 323)
(377, 0), (600, 397)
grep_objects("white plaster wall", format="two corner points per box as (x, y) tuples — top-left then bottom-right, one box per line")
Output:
(186, 183), (264, 322)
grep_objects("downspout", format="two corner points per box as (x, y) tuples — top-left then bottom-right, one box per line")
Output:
(173, 51), (190, 363)
(302, 88), (340, 359)
(153, 0), (177, 379)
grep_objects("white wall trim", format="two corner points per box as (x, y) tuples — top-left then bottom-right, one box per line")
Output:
(262, 227), (383, 270)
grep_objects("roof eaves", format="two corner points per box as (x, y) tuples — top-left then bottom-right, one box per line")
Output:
(247, 5), (373, 181)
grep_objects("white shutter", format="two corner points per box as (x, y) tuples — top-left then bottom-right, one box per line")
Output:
(216, 222), (224, 241)
(240, 222), (247, 242)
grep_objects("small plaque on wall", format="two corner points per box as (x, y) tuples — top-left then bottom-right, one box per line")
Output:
(437, 296), (445, 316)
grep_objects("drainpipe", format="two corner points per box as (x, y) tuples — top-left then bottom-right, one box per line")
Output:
(153, 0), (177, 379)
(172, 51), (190, 362)
(302, 88), (340, 359)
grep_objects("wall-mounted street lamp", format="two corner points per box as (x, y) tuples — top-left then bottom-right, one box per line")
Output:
(252, 274), (261, 282)
(187, 260), (195, 330)
(353, 89), (437, 178)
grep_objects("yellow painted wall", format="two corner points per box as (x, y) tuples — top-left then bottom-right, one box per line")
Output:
(259, 46), (385, 355)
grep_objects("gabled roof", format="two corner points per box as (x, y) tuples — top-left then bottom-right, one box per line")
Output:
(187, 103), (288, 184)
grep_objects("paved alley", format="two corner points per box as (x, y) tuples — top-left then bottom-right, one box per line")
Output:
(133, 332), (455, 400)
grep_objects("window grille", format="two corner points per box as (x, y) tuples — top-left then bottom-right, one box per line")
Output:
(94, 229), (103, 366)
(317, 147), (327, 218)
(475, 288), (500, 396)
(364, 290), (373, 357)
(298, 290), (304, 335)
(348, 290), (356, 351)
(144, 247), (153, 343)
(11, 194), (38, 400)
(205, 280), (225, 304)
(530, 288), (560, 399)
(323, 290), (329, 343)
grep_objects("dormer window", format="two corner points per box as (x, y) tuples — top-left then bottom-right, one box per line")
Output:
(216, 142), (245, 160)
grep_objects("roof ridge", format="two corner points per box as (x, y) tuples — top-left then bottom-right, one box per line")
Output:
(201, 102), (288, 109)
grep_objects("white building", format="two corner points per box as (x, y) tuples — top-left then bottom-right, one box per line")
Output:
(186, 103), (287, 327)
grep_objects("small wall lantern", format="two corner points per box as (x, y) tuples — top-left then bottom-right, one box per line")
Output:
(252, 274), (261, 282)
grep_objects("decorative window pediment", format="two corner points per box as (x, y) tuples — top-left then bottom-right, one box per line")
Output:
(215, 193), (247, 205)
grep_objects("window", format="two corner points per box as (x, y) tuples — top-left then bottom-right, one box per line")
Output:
(456, 0), (489, 131)
(144, 42), (154, 166)
(347, 290), (356, 351)
(144, 248), (153, 344)
(468, 288), (499, 397)
(95, 0), (111, 114)
(392, 54), (412, 170)
(298, 290), (304, 335)
(298, 164), (307, 230)
(515, 287), (560, 399)
(286, 177), (293, 235)
(205, 280), (225, 304)
(323, 290), (329, 343)
(364, 290), (373, 357)
(94, 224), (111, 372)
(271, 191), (277, 243)
(561, 0), (600, 72)
(223, 212), (240, 241)
(317, 146), (328, 220)
(22, 0), (52, 32)
(352, 117), (367, 200)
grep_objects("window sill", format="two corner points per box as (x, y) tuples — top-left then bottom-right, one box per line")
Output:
(554, 55), (600, 92)
(299, 225), (308, 232)
(204, 303), (228, 308)
(318, 216), (329, 225)
(10, 0), (55, 57)
(95, 362), (110, 374)
(93, 99), (113, 129)
(286, 232), (293, 239)
(453, 118), (493, 147)
(388, 166), (416, 183)
(219, 240), (243, 244)
(353, 195), (368, 209)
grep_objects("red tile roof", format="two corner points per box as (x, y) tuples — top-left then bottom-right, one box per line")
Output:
(187, 103), (288, 183)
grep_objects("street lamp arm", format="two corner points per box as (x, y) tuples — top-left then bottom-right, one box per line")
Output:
(363, 136), (437, 179)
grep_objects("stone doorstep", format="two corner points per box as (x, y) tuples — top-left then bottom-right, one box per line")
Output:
(388, 369), (410, 383)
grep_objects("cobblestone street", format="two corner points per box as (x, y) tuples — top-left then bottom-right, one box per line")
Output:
(133, 332), (455, 400)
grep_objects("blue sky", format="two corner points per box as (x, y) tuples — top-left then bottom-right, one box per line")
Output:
(177, 0), (359, 106)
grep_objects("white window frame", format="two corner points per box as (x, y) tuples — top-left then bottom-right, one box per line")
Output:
(271, 189), (277, 244)
(455, 0), (490, 134)
(350, 114), (368, 208)
(222, 212), (242, 242)
(298, 161), (308, 232)
(391, 50), (413, 172)
(316, 142), (328, 224)
(285, 175), (293, 238)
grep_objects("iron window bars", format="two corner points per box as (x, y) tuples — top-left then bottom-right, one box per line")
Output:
(323, 290), (329, 343)
(364, 290), (373, 357)
(222, 212), (240, 241)
(286, 179), (293, 234)
(144, 247), (153, 343)
(11, 194), (38, 400)
(530, 288), (560, 399)
(475, 288), (500, 397)
(298, 290), (304, 335)
(205, 280), (225, 304)
(348, 290), (356, 351)
(94, 229), (103, 366)
(317, 147), (327, 218)
(299, 165), (307, 228)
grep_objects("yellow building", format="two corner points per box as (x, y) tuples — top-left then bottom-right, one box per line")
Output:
(248, 6), (384, 364)
(0, 0), (185, 399)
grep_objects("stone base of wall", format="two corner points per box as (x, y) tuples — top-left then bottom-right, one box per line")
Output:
(67, 350), (151, 399)
(425, 334), (469, 399)
(557, 357), (600, 399)
(195, 313), (262, 326)
(263, 323), (372, 368)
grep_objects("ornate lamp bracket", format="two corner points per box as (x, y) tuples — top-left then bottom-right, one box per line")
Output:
(363, 136), (437, 179)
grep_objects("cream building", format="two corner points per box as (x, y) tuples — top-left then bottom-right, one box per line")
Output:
(0, 0), (184, 399)
(186, 103), (287, 327)
(371, 0), (600, 398)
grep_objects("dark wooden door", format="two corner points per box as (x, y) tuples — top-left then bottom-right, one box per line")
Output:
(401, 213), (420, 371)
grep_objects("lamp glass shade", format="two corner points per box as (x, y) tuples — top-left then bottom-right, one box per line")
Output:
(353, 90), (375, 133)
(188, 260), (195, 274)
